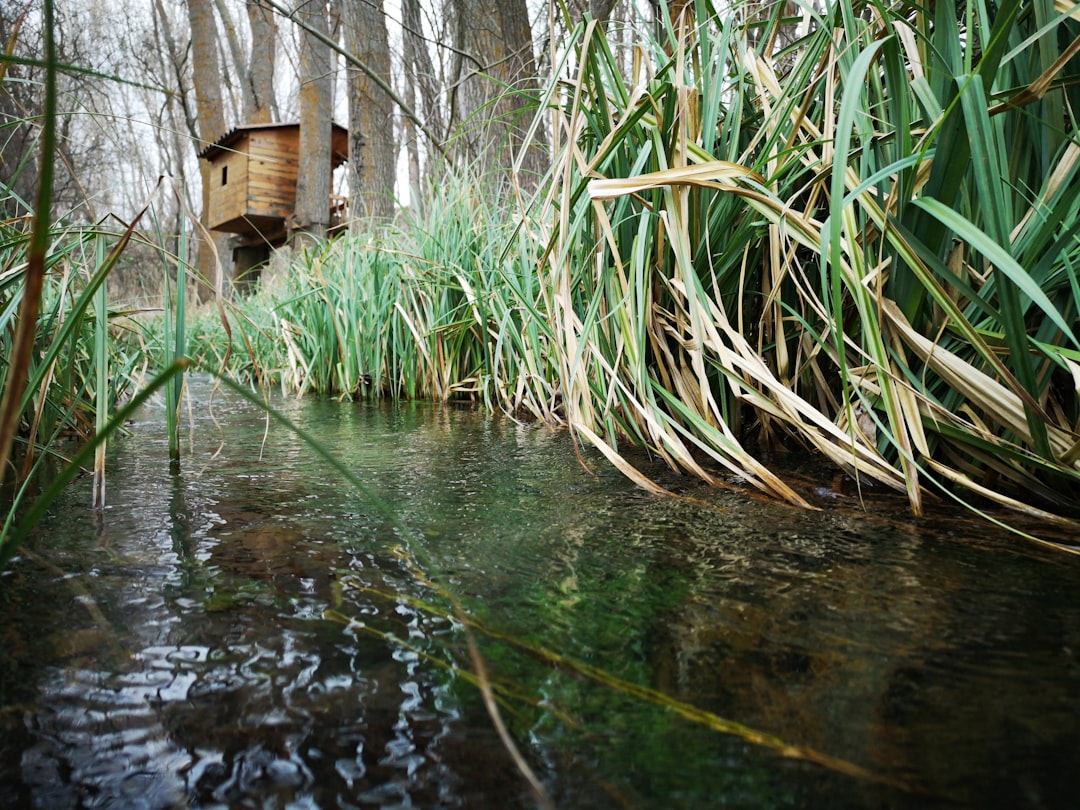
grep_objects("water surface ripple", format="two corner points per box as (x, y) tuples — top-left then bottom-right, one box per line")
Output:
(2, 378), (1078, 808)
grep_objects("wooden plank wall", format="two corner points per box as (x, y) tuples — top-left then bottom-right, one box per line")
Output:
(246, 130), (299, 219)
(206, 139), (250, 232)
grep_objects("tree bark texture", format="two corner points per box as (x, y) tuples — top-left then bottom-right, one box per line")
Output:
(186, 0), (227, 146)
(186, 0), (230, 298)
(448, 0), (544, 186)
(566, 0), (620, 24)
(341, 0), (396, 225)
(245, 0), (278, 123)
(293, 0), (333, 243)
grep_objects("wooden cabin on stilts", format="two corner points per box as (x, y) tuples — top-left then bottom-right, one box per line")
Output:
(198, 122), (349, 290)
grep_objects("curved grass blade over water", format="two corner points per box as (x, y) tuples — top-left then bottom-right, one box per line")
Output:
(337, 581), (912, 792)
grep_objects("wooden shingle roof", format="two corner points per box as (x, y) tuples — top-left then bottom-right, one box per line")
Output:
(197, 121), (349, 163)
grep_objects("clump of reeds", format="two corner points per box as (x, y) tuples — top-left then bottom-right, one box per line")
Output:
(202, 0), (1080, 538)
(223, 173), (561, 419)
(534, 0), (1080, 529)
(0, 0), (188, 566)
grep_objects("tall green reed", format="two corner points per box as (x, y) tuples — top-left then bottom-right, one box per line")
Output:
(0, 204), (186, 567)
(162, 223), (188, 465)
(93, 234), (109, 506)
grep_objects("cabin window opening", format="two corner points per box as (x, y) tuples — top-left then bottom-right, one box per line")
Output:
(221, 166), (228, 186)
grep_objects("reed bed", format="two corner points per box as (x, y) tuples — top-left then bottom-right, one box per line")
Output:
(217, 0), (1080, 537)
(211, 176), (560, 419)
(534, 0), (1080, 528)
(0, 211), (184, 564)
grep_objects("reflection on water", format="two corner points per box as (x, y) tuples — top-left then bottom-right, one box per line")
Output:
(2, 377), (1079, 809)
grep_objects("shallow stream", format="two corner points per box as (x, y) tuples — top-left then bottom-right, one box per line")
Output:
(2, 377), (1078, 808)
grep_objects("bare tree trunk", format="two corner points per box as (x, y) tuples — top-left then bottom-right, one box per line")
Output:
(591, 0), (620, 21)
(246, 0), (278, 123)
(495, 0), (545, 189)
(447, 0), (543, 187)
(186, 0), (230, 299)
(402, 0), (444, 145)
(148, 0), (200, 300)
(401, 0), (446, 205)
(567, 0), (620, 24)
(213, 0), (253, 116)
(403, 69), (423, 214)
(340, 0), (395, 226)
(154, 0), (198, 140)
(210, 0), (277, 124)
(448, 0), (499, 166)
(293, 0), (333, 245)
